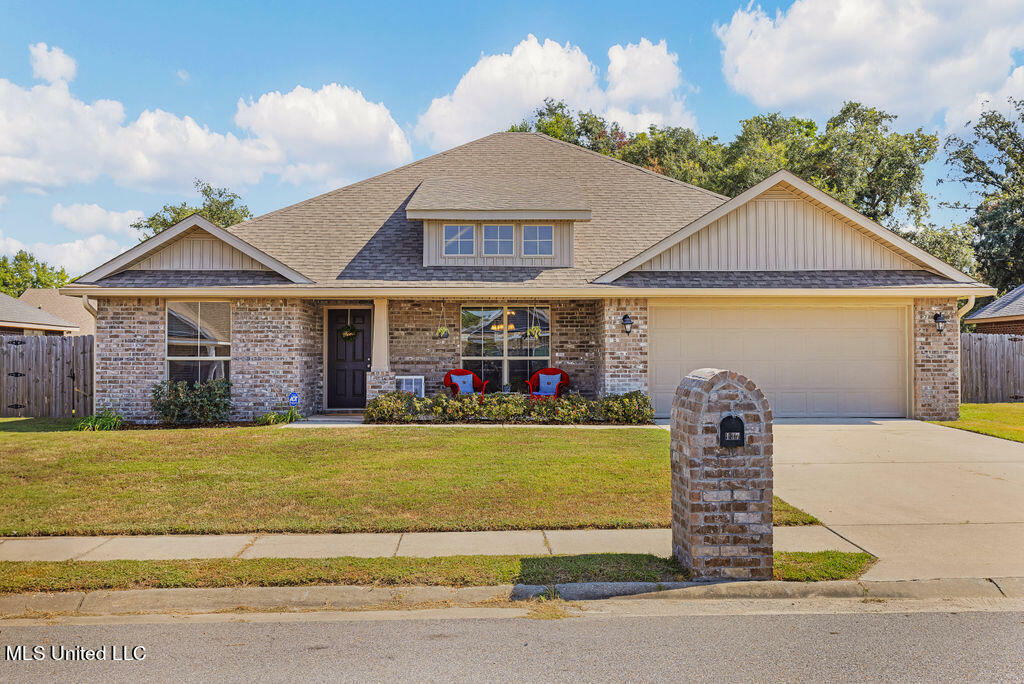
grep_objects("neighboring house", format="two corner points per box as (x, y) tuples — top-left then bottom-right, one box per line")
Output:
(19, 288), (96, 335)
(965, 284), (1024, 334)
(0, 291), (79, 336)
(62, 132), (994, 422)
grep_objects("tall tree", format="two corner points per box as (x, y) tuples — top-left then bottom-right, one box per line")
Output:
(0, 250), (70, 297)
(897, 223), (977, 276)
(945, 98), (1024, 293)
(130, 179), (253, 241)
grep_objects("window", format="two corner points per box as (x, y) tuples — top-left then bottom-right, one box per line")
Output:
(523, 225), (553, 256)
(461, 305), (550, 393)
(396, 375), (425, 397)
(443, 224), (475, 255)
(483, 224), (514, 255)
(166, 301), (231, 383)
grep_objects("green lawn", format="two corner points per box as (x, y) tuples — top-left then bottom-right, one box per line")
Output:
(0, 552), (874, 594)
(0, 418), (816, 536)
(934, 403), (1024, 443)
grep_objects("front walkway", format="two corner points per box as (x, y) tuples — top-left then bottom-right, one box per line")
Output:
(0, 526), (856, 562)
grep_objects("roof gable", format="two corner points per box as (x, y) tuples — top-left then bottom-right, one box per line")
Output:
(597, 170), (978, 284)
(78, 215), (312, 284)
(0, 292), (78, 330)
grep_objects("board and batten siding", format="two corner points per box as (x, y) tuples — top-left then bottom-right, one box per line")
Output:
(422, 220), (574, 267)
(128, 228), (270, 271)
(639, 188), (917, 272)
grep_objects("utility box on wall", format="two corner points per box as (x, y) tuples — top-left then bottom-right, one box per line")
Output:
(670, 368), (774, 580)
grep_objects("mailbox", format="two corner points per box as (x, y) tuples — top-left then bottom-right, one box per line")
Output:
(719, 415), (744, 447)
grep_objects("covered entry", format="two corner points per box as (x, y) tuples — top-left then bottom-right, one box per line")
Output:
(648, 301), (910, 418)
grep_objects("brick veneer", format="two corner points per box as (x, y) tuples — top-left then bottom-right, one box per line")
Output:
(596, 297), (648, 395)
(670, 368), (773, 581)
(94, 297), (165, 422)
(973, 320), (1024, 335)
(913, 297), (960, 421)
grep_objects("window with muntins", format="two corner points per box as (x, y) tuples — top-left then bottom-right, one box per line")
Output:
(443, 224), (475, 255)
(166, 301), (231, 383)
(523, 225), (553, 256)
(460, 305), (550, 393)
(483, 224), (514, 255)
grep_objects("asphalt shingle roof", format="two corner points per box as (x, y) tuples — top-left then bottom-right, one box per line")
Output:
(614, 270), (979, 289)
(91, 271), (294, 287)
(967, 283), (1024, 321)
(0, 292), (78, 329)
(18, 288), (95, 334)
(407, 175), (588, 213)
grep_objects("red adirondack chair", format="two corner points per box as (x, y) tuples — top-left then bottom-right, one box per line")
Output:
(442, 369), (488, 397)
(525, 368), (569, 399)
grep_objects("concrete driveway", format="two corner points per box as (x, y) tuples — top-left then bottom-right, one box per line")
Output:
(774, 419), (1024, 581)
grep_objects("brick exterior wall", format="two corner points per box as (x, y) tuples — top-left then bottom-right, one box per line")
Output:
(596, 297), (648, 395)
(670, 368), (773, 581)
(94, 297), (165, 422)
(974, 319), (1024, 335)
(913, 298), (961, 421)
(231, 298), (319, 420)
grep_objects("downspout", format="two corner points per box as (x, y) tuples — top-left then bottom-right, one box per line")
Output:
(956, 295), (975, 320)
(81, 295), (97, 318)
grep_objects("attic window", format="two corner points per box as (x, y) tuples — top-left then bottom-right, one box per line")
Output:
(483, 224), (514, 256)
(523, 225), (553, 256)
(443, 224), (474, 256)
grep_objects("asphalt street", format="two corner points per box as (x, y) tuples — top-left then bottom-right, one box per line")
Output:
(2, 604), (1023, 682)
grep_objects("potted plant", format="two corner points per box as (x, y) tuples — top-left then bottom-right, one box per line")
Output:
(436, 325), (449, 339)
(525, 325), (543, 339)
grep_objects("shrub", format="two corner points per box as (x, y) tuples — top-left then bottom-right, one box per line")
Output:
(254, 407), (305, 426)
(73, 409), (125, 431)
(529, 394), (598, 424)
(599, 391), (655, 424)
(150, 378), (232, 426)
(363, 391), (416, 423)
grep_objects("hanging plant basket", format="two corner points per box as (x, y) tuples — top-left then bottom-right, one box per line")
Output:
(339, 324), (358, 341)
(436, 325), (450, 339)
(525, 325), (543, 340)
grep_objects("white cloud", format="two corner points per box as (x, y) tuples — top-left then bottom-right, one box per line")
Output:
(29, 42), (76, 83)
(51, 203), (143, 237)
(415, 34), (696, 150)
(0, 229), (124, 275)
(0, 44), (412, 193)
(945, 65), (1024, 130)
(235, 83), (412, 185)
(715, 0), (1024, 128)
(176, 69), (189, 82)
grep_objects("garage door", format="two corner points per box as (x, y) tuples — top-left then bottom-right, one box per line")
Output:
(648, 304), (909, 418)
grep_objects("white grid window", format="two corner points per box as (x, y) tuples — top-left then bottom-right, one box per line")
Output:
(483, 224), (514, 255)
(523, 225), (553, 256)
(460, 305), (550, 393)
(443, 224), (475, 255)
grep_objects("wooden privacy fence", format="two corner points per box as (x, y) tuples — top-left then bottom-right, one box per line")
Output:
(0, 335), (93, 419)
(961, 333), (1024, 403)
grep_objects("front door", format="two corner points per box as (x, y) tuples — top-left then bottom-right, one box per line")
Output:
(327, 308), (372, 409)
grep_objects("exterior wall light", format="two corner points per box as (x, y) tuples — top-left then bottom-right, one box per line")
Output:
(933, 312), (948, 333)
(621, 314), (634, 335)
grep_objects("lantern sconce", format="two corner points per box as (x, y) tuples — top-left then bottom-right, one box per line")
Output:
(933, 312), (948, 334)
(621, 314), (634, 335)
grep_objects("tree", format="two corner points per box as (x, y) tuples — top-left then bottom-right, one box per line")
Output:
(0, 250), (70, 297)
(511, 100), (938, 228)
(897, 223), (977, 276)
(944, 98), (1024, 293)
(130, 179), (253, 241)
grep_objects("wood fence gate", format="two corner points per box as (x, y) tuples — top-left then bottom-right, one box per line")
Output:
(960, 333), (1024, 403)
(0, 335), (93, 418)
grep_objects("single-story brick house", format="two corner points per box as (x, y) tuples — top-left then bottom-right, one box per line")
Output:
(966, 283), (1024, 334)
(0, 291), (80, 336)
(63, 132), (993, 422)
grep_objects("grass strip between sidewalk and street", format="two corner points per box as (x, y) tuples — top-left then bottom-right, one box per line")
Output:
(0, 420), (819, 535)
(0, 552), (874, 594)
(934, 403), (1024, 444)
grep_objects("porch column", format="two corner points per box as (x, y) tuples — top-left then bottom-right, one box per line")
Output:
(366, 298), (394, 402)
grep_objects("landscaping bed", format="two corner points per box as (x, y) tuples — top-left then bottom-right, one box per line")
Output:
(0, 552), (874, 594)
(934, 403), (1024, 443)
(0, 418), (816, 536)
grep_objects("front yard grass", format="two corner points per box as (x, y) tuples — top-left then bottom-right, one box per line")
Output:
(934, 403), (1024, 443)
(0, 552), (874, 594)
(0, 418), (817, 536)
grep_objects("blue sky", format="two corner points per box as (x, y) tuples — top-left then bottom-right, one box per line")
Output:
(1, 0), (1022, 274)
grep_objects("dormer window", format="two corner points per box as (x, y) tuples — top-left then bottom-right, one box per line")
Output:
(443, 224), (474, 256)
(483, 224), (514, 255)
(523, 225), (554, 256)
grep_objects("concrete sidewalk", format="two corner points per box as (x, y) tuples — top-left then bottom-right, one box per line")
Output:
(0, 526), (860, 562)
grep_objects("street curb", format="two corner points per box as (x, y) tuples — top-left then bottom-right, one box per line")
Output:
(0, 578), (1017, 617)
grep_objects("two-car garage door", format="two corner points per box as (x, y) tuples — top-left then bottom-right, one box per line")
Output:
(648, 303), (910, 418)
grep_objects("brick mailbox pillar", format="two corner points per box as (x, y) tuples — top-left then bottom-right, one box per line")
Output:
(671, 368), (773, 580)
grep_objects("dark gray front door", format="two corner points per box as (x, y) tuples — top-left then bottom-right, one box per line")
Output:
(326, 308), (372, 409)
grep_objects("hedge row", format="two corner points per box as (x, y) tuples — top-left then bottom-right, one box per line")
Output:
(364, 390), (655, 425)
